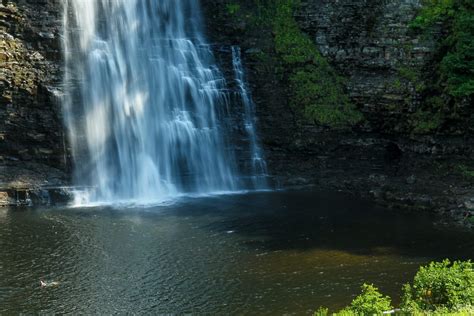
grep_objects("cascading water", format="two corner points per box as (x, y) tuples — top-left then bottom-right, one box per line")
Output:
(231, 46), (268, 189)
(62, 0), (243, 204)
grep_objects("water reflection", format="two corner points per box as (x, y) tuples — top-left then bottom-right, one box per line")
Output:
(0, 190), (472, 314)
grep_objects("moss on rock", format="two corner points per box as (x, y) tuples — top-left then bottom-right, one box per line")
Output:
(271, 0), (362, 128)
(220, 0), (363, 129)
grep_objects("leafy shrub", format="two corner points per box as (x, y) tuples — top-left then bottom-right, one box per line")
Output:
(345, 284), (393, 315)
(411, 0), (474, 99)
(313, 306), (329, 316)
(226, 3), (241, 15)
(410, 0), (456, 30)
(401, 259), (474, 312)
(315, 284), (392, 316)
(314, 260), (474, 315)
(440, 6), (474, 98)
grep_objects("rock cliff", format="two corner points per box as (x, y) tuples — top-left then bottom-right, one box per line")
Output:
(201, 0), (474, 226)
(1, 0), (66, 204)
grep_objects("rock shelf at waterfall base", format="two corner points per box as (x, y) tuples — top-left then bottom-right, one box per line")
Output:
(1, 157), (473, 229)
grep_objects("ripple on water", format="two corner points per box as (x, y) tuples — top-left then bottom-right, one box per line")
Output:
(0, 190), (473, 314)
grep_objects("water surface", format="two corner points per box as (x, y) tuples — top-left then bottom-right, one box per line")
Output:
(0, 190), (473, 314)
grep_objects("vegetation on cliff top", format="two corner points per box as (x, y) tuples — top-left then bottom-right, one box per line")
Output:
(315, 259), (474, 315)
(400, 0), (473, 134)
(411, 0), (473, 99)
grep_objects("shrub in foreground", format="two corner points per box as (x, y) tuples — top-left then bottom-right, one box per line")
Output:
(315, 260), (473, 315)
(315, 283), (392, 316)
(401, 259), (474, 313)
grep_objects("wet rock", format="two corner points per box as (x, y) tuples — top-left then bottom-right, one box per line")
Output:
(1, 0), (68, 190)
(369, 174), (387, 185)
(287, 177), (310, 186)
(464, 200), (474, 211)
(0, 191), (10, 206)
(406, 175), (416, 184)
(245, 48), (262, 55)
(38, 31), (54, 39)
(369, 188), (383, 199)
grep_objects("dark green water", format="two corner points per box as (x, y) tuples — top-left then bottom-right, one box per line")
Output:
(0, 190), (473, 314)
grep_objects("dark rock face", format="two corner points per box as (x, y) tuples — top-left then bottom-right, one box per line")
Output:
(200, 0), (474, 227)
(296, 0), (435, 133)
(1, 0), (67, 191)
(201, 0), (299, 157)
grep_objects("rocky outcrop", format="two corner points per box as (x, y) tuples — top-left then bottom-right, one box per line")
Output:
(1, 0), (67, 199)
(296, 0), (436, 133)
(201, 0), (474, 227)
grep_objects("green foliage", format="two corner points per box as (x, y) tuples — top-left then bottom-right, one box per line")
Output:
(272, 0), (314, 65)
(392, 79), (403, 90)
(401, 259), (474, 312)
(270, 0), (362, 127)
(410, 0), (456, 29)
(315, 284), (392, 316)
(407, 306), (474, 315)
(398, 65), (426, 92)
(411, 0), (474, 98)
(426, 95), (445, 110)
(345, 284), (393, 315)
(226, 3), (241, 15)
(456, 164), (474, 180)
(314, 260), (473, 315)
(313, 306), (329, 316)
(441, 7), (474, 97)
(410, 110), (443, 134)
(399, 66), (420, 83)
(289, 69), (362, 127)
(222, 0), (362, 127)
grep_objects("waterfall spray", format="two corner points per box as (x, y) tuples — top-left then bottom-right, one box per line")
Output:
(62, 0), (267, 204)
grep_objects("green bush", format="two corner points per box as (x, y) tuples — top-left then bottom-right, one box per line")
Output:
(345, 284), (393, 315)
(314, 260), (473, 315)
(315, 284), (392, 316)
(440, 7), (474, 98)
(226, 3), (241, 15)
(314, 306), (329, 316)
(401, 259), (474, 312)
(411, 0), (474, 99)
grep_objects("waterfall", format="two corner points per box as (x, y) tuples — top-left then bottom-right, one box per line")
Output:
(231, 47), (268, 189)
(62, 0), (243, 204)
